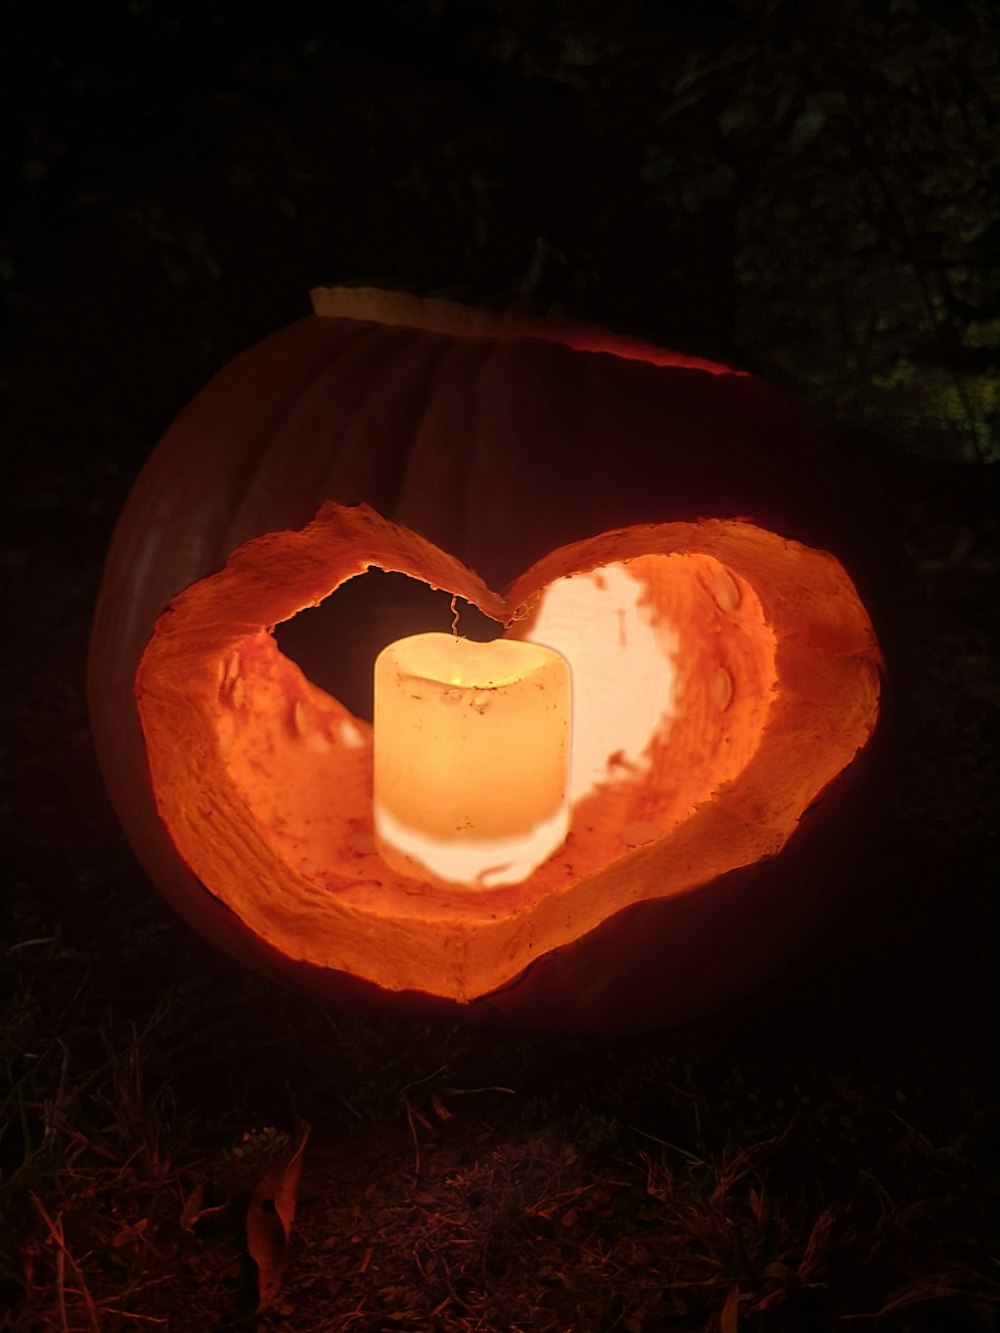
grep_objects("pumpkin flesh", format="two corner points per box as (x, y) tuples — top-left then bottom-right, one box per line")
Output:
(135, 502), (879, 1004)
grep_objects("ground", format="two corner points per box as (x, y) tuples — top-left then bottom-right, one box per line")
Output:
(1, 3), (997, 1330)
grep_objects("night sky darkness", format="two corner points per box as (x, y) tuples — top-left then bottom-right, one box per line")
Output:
(1, 1), (996, 1325)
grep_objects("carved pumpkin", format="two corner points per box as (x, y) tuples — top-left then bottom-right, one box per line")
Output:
(88, 287), (883, 1030)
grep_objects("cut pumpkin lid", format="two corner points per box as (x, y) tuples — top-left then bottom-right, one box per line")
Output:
(310, 284), (746, 376)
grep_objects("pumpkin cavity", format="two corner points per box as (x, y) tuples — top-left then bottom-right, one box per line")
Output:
(274, 567), (498, 720)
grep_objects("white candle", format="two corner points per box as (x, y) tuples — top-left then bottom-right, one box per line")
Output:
(373, 633), (571, 888)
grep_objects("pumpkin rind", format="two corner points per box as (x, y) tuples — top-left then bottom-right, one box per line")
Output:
(89, 287), (885, 1029)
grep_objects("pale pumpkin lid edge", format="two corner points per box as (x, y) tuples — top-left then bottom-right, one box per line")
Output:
(310, 283), (745, 378)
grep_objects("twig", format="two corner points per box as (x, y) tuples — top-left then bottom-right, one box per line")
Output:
(30, 1194), (102, 1333)
(402, 1093), (422, 1177)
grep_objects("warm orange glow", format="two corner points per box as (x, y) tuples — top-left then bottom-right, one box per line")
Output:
(517, 561), (680, 805)
(135, 503), (881, 1005)
(373, 634), (571, 887)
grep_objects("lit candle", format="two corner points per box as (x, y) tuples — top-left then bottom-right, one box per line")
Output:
(373, 633), (571, 888)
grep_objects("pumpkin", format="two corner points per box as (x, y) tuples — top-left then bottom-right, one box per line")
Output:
(88, 286), (884, 1031)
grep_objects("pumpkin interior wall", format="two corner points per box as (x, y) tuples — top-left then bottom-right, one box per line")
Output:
(134, 502), (880, 1005)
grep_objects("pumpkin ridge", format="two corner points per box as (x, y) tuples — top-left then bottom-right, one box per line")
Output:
(220, 325), (388, 546)
(397, 337), (488, 566)
(348, 326), (457, 526)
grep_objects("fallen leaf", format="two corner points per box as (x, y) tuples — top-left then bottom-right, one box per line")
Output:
(430, 1091), (452, 1121)
(721, 1285), (740, 1333)
(110, 1217), (147, 1248)
(764, 1260), (797, 1283)
(179, 1182), (228, 1233)
(180, 1183), (205, 1233)
(246, 1121), (311, 1312)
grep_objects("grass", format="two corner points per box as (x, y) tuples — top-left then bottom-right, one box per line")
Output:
(1, 947), (996, 1331)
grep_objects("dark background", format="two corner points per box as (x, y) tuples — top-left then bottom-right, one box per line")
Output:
(2, 0), (996, 1159)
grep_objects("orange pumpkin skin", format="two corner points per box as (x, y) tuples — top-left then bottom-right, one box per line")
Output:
(88, 288), (884, 1031)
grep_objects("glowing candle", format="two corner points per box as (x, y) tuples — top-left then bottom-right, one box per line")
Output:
(373, 633), (571, 888)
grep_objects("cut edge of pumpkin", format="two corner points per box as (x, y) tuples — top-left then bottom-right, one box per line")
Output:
(310, 285), (746, 378)
(135, 503), (881, 1004)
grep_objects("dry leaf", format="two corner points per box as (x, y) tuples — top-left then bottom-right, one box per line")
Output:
(764, 1260), (797, 1283)
(246, 1121), (311, 1312)
(799, 1207), (837, 1280)
(180, 1183), (205, 1233)
(180, 1182), (228, 1233)
(430, 1091), (453, 1121)
(721, 1285), (740, 1333)
(110, 1217), (147, 1248)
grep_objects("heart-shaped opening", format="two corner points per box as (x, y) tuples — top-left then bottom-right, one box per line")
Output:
(136, 503), (880, 1002)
